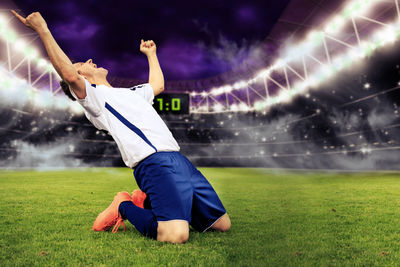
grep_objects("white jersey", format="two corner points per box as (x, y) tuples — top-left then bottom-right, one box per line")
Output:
(70, 78), (180, 168)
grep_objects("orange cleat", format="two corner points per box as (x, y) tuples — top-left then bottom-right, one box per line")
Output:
(92, 191), (132, 233)
(131, 189), (147, 209)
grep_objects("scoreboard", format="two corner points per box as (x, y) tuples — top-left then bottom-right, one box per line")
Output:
(153, 93), (189, 114)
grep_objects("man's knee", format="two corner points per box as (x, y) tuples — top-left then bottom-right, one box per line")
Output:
(157, 220), (189, 244)
(165, 227), (189, 244)
(212, 213), (231, 232)
(159, 227), (189, 244)
(169, 229), (189, 244)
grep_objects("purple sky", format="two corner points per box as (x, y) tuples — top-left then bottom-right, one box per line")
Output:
(12, 0), (290, 81)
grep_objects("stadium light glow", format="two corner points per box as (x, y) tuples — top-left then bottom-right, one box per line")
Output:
(33, 90), (53, 108)
(213, 104), (224, 112)
(230, 104), (238, 112)
(69, 101), (84, 115)
(3, 29), (16, 42)
(14, 39), (27, 51)
(54, 95), (70, 110)
(256, 69), (270, 80)
(37, 58), (47, 68)
(0, 18), (59, 79)
(0, 14), (6, 27)
(360, 146), (372, 154)
(324, 16), (346, 34)
(238, 103), (249, 112)
(210, 88), (220, 96)
(193, 0), (399, 113)
(26, 47), (38, 59)
(0, 66), (82, 114)
(377, 27), (397, 44)
(233, 81), (247, 90)
(223, 85), (232, 93)
(0, 1), (397, 115)
(254, 101), (265, 111)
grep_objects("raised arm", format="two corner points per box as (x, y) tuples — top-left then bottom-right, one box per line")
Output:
(140, 39), (164, 96)
(10, 10), (86, 99)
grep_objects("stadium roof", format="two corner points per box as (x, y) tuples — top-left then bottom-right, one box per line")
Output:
(2, 0), (397, 97)
(2, 0), (349, 84)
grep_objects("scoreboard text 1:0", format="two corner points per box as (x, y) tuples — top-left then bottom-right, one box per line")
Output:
(153, 93), (189, 114)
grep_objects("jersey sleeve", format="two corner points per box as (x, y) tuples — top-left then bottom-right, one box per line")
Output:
(69, 78), (103, 117)
(131, 83), (155, 104)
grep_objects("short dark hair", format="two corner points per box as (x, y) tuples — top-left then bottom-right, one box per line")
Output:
(60, 80), (76, 101)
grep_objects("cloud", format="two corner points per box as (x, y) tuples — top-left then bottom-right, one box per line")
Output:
(2, 138), (88, 169)
(159, 38), (214, 79)
(54, 19), (99, 41)
(367, 105), (397, 128)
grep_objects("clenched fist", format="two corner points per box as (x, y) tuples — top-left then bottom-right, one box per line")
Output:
(140, 39), (156, 56)
(11, 10), (48, 34)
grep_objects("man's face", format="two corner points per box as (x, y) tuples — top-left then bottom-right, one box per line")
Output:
(73, 59), (108, 79)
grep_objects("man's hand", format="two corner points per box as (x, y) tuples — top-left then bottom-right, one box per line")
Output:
(10, 10), (48, 34)
(140, 39), (157, 56)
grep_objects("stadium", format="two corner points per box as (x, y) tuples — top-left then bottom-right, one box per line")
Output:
(1, 0), (400, 265)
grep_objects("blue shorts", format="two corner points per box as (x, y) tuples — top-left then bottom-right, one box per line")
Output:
(133, 151), (226, 232)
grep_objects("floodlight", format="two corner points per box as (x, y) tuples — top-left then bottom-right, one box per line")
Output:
(233, 81), (247, 90)
(26, 47), (38, 59)
(0, 14), (6, 28)
(238, 103), (249, 111)
(3, 29), (16, 42)
(223, 85), (232, 93)
(37, 58), (47, 68)
(14, 39), (27, 51)
(324, 16), (346, 34)
(213, 104), (224, 112)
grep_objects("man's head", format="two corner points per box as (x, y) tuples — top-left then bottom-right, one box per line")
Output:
(73, 59), (108, 82)
(61, 59), (108, 101)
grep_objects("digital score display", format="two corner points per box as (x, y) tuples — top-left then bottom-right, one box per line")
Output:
(153, 93), (190, 114)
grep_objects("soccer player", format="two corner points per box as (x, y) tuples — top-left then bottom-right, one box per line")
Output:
(11, 10), (231, 243)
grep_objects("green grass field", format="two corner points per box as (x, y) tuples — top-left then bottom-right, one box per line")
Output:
(1, 168), (400, 266)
